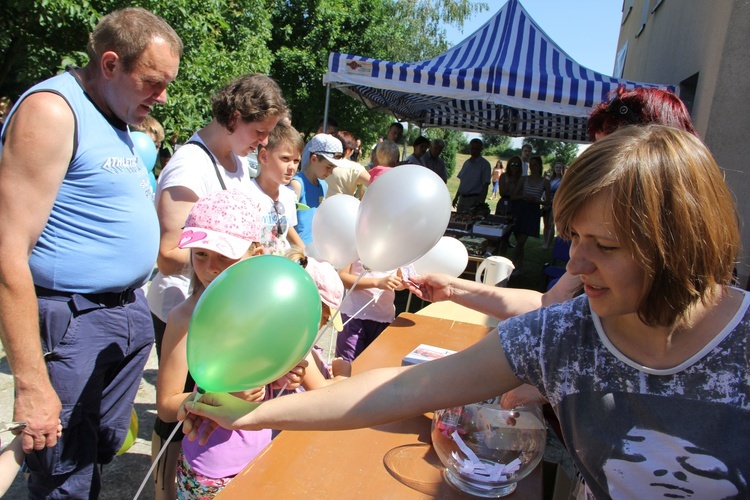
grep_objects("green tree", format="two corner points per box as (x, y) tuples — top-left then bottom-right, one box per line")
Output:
(267, 0), (487, 146)
(550, 142), (579, 166)
(148, 0), (274, 142)
(481, 133), (511, 150)
(522, 138), (557, 159)
(403, 124), (422, 148)
(0, 1), (102, 99)
(481, 132), (511, 157)
(1, 0), (273, 144)
(444, 129), (468, 178)
(2, 0), (486, 145)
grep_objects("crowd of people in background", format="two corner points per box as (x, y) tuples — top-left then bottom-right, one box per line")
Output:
(1, 5), (748, 500)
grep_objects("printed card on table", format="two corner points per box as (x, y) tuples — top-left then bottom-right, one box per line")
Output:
(402, 344), (457, 366)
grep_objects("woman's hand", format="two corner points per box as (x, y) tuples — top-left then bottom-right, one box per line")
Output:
(178, 392), (258, 445)
(405, 273), (454, 303)
(500, 384), (547, 409)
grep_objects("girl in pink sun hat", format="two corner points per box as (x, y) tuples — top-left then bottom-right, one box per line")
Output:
(156, 189), (291, 498)
(158, 190), (350, 497)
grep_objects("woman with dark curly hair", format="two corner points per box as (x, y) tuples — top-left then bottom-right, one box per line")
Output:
(146, 73), (287, 500)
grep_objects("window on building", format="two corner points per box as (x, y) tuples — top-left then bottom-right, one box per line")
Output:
(679, 72), (699, 115)
(636, 0), (651, 37)
(622, 0), (634, 24)
(651, 0), (665, 13)
(614, 40), (629, 78)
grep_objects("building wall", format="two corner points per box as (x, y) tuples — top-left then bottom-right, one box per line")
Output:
(617, 0), (750, 284)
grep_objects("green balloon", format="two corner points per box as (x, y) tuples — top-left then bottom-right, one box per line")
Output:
(187, 255), (322, 392)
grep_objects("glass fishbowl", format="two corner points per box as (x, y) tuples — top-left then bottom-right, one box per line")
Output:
(431, 399), (546, 497)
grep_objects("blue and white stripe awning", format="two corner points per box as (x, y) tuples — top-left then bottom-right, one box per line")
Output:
(323, 0), (675, 143)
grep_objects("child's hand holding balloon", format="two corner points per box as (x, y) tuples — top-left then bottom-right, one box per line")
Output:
(272, 359), (309, 392)
(375, 274), (403, 292)
(179, 392), (257, 445)
(230, 386), (266, 403)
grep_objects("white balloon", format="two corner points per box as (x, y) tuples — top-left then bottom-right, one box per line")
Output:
(412, 237), (469, 277)
(356, 165), (452, 272)
(305, 241), (322, 261)
(311, 194), (360, 269)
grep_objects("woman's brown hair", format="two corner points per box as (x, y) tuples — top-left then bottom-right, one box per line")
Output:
(211, 74), (287, 133)
(554, 125), (739, 326)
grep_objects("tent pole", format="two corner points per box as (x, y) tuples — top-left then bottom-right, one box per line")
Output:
(323, 84), (332, 133)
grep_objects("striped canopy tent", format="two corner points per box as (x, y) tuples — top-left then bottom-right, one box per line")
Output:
(323, 0), (675, 143)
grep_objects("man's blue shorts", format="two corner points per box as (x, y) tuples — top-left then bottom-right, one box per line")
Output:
(26, 287), (154, 499)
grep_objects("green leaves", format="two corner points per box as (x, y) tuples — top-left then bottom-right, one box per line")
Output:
(151, 0), (274, 142)
(267, 0), (486, 145)
(482, 133), (512, 157)
(550, 141), (580, 166)
(522, 139), (581, 167)
(2, 0), (486, 146)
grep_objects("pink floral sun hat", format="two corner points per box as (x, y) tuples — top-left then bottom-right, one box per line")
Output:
(303, 256), (344, 311)
(178, 189), (263, 260)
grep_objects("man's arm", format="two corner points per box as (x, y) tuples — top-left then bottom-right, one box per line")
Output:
(355, 169), (370, 199)
(480, 159), (492, 199)
(480, 182), (490, 200)
(0, 93), (72, 452)
(356, 169), (371, 188)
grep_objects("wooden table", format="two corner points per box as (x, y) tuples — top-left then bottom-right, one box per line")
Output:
(416, 301), (500, 328)
(217, 313), (542, 499)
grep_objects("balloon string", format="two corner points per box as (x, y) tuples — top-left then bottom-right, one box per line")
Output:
(310, 318), (336, 363)
(309, 267), (372, 363)
(275, 381), (289, 398)
(340, 297), (376, 329)
(313, 320), (331, 346)
(132, 391), (202, 499)
(314, 267), (368, 348)
(326, 318), (336, 364)
(350, 267), (369, 291)
(337, 266), (368, 322)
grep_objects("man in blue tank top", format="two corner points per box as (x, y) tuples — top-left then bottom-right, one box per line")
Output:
(0, 8), (181, 498)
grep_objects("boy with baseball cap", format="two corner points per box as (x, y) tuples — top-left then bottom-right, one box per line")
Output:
(290, 134), (348, 246)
